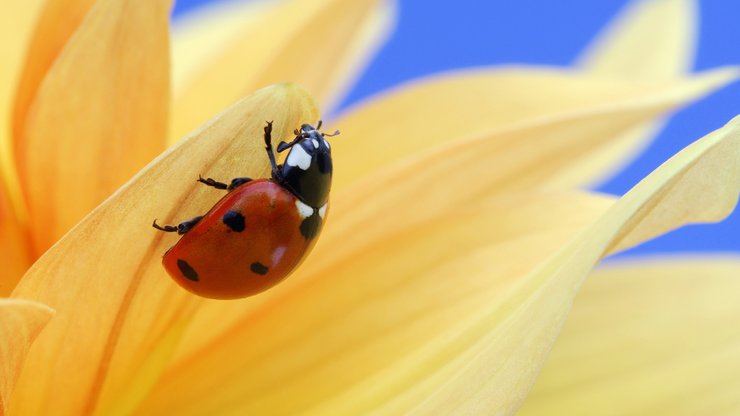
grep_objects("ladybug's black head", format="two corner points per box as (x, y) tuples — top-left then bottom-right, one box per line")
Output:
(277, 122), (338, 208)
(300, 123), (316, 134)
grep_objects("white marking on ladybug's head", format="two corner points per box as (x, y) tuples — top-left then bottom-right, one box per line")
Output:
(318, 203), (327, 219)
(312, 139), (320, 148)
(295, 199), (314, 219)
(286, 144), (312, 170)
(323, 139), (330, 149)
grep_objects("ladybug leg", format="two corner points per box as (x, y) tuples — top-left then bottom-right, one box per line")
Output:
(152, 216), (203, 235)
(264, 121), (283, 181)
(198, 175), (252, 192)
(197, 175), (228, 190)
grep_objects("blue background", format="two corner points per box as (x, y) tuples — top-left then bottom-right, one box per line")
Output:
(172, 0), (740, 256)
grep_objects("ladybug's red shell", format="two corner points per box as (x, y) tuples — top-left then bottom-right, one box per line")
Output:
(163, 179), (325, 299)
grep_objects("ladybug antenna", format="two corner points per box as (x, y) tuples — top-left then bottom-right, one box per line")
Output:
(314, 120), (340, 138)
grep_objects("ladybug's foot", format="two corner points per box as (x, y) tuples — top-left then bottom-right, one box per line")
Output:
(227, 177), (252, 191)
(198, 175), (228, 190)
(152, 216), (203, 235)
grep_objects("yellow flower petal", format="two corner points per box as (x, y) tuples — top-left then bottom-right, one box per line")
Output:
(134, 190), (616, 415)
(171, 0), (276, 95)
(0, 299), (53, 414)
(16, 0), (172, 255)
(520, 257), (740, 415)
(579, 0), (695, 77)
(12, 0), (97, 144)
(399, 115), (740, 414)
(576, 0), (697, 186)
(0, 0), (44, 220)
(323, 69), (739, 265)
(331, 67), (737, 192)
(9, 84), (319, 415)
(171, 0), (394, 139)
(0, 187), (30, 296)
(0, 0), (44, 102)
(0, 3), (34, 286)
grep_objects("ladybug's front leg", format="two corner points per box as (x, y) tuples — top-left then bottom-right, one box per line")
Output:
(198, 175), (251, 191)
(152, 216), (203, 235)
(264, 121), (282, 182)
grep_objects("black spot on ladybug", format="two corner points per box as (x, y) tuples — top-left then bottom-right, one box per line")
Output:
(299, 211), (322, 240)
(177, 259), (199, 282)
(250, 262), (269, 275)
(223, 210), (246, 232)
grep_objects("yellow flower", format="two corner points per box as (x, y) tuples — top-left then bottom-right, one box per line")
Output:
(1, 0), (739, 414)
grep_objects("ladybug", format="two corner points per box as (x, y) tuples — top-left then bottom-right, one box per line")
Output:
(153, 121), (338, 299)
